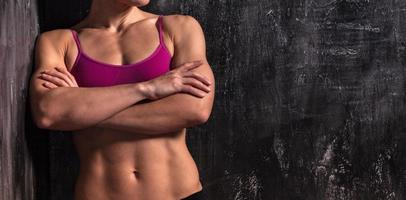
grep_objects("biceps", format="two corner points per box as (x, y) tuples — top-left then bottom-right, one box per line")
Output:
(171, 16), (208, 67)
(30, 35), (66, 115)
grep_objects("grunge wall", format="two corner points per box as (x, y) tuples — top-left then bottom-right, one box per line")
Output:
(1, 0), (406, 199)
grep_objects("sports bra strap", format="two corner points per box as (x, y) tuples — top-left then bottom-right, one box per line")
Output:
(70, 29), (82, 53)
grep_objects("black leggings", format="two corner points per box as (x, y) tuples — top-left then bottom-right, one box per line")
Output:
(180, 189), (204, 200)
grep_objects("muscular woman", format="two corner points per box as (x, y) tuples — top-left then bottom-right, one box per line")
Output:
(28, 0), (215, 199)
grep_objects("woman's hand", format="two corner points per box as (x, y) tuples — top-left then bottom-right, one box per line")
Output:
(39, 67), (78, 88)
(143, 60), (212, 100)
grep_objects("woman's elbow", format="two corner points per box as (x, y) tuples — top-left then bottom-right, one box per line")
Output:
(31, 106), (55, 130)
(33, 111), (73, 131)
(31, 99), (60, 130)
(34, 115), (53, 129)
(192, 106), (212, 125)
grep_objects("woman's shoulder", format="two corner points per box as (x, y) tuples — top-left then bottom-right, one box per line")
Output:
(161, 14), (204, 38)
(161, 14), (202, 28)
(38, 29), (73, 38)
(36, 29), (75, 48)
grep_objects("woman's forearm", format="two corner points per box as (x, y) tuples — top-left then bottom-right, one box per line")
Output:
(95, 92), (209, 135)
(94, 62), (215, 136)
(34, 82), (149, 131)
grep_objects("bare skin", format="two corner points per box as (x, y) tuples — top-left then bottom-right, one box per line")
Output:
(29, 0), (215, 199)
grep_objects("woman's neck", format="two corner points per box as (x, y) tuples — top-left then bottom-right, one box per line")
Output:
(85, 0), (145, 32)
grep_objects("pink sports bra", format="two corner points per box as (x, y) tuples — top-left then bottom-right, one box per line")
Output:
(69, 15), (172, 87)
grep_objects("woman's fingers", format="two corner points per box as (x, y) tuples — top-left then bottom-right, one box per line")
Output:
(41, 69), (73, 86)
(182, 77), (211, 93)
(39, 72), (70, 87)
(172, 60), (212, 97)
(43, 81), (58, 89)
(51, 68), (75, 86)
(183, 71), (211, 85)
(181, 84), (206, 98)
(55, 67), (78, 86)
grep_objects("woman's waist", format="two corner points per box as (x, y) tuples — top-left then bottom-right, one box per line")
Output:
(76, 143), (197, 176)
(73, 130), (201, 199)
(76, 155), (201, 184)
(75, 167), (202, 200)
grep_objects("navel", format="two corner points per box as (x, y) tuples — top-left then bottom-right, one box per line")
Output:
(133, 170), (141, 179)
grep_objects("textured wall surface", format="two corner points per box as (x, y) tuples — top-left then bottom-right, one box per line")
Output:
(149, 1), (406, 199)
(0, 0), (39, 200)
(1, 0), (406, 200)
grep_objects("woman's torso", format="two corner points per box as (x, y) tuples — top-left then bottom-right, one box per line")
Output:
(64, 15), (202, 200)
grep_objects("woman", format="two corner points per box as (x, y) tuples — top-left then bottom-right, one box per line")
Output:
(29, 0), (215, 199)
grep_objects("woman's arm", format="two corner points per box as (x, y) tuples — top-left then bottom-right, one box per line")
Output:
(95, 15), (216, 135)
(30, 30), (149, 131)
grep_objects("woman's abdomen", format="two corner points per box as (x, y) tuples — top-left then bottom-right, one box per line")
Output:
(72, 128), (202, 200)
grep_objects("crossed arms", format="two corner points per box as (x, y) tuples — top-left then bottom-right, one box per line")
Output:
(29, 15), (215, 135)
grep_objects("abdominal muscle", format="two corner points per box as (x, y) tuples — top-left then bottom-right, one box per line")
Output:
(71, 127), (202, 200)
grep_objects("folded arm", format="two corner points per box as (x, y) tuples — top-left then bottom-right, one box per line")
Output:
(95, 15), (215, 135)
(29, 30), (149, 131)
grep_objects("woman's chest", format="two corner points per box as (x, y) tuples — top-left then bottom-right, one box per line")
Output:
(64, 36), (173, 87)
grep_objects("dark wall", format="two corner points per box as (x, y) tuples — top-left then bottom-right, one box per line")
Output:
(1, 0), (406, 199)
(0, 0), (40, 199)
